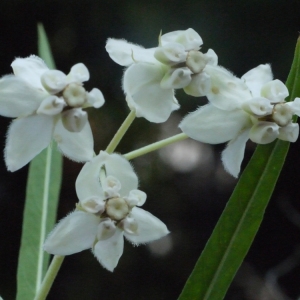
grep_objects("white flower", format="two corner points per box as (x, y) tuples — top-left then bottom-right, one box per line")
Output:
(0, 55), (105, 171)
(44, 151), (169, 272)
(180, 64), (300, 178)
(106, 28), (217, 123)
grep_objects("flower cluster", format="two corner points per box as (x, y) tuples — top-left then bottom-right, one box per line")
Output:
(180, 64), (300, 177)
(0, 55), (104, 171)
(106, 28), (217, 123)
(1, 27), (299, 274)
(44, 151), (169, 271)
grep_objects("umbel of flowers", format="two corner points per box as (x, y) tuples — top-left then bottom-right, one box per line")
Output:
(44, 151), (169, 271)
(106, 28), (218, 123)
(180, 64), (300, 177)
(0, 56), (105, 171)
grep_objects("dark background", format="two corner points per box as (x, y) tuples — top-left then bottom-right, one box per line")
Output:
(1, 1), (300, 299)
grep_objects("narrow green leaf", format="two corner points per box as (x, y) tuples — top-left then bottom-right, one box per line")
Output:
(37, 23), (55, 69)
(16, 25), (62, 300)
(179, 37), (300, 300)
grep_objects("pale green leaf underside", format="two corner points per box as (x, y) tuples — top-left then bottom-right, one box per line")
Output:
(16, 24), (62, 300)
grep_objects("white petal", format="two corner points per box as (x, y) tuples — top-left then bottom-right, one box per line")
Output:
(278, 122), (299, 142)
(249, 121), (279, 144)
(124, 207), (169, 245)
(76, 151), (138, 202)
(67, 63), (90, 83)
(124, 63), (177, 123)
(44, 211), (99, 255)
(53, 117), (94, 162)
(93, 228), (124, 272)
(106, 38), (157, 66)
(205, 65), (252, 110)
(221, 129), (250, 178)
(86, 88), (105, 108)
(0, 75), (47, 117)
(161, 28), (203, 51)
(179, 104), (251, 144)
(242, 64), (273, 97)
(260, 80), (289, 102)
(5, 114), (53, 171)
(11, 55), (49, 90)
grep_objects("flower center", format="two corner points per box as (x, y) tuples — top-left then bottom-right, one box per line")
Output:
(105, 197), (129, 221)
(63, 83), (86, 107)
(272, 103), (293, 127)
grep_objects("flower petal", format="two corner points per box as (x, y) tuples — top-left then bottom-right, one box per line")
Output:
(179, 104), (251, 144)
(76, 151), (138, 202)
(0, 75), (47, 117)
(11, 55), (49, 90)
(205, 65), (252, 110)
(124, 207), (169, 245)
(124, 63), (178, 123)
(44, 211), (99, 255)
(93, 228), (124, 272)
(241, 64), (273, 97)
(106, 38), (157, 66)
(221, 129), (250, 178)
(53, 117), (94, 162)
(5, 114), (53, 171)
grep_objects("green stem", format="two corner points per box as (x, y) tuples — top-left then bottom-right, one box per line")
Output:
(105, 110), (136, 154)
(34, 255), (64, 300)
(123, 133), (189, 160)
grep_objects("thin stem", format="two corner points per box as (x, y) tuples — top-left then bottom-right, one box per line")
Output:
(105, 110), (136, 154)
(34, 255), (64, 300)
(123, 133), (189, 160)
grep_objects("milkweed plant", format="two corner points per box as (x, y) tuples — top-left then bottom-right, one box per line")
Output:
(1, 24), (300, 300)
